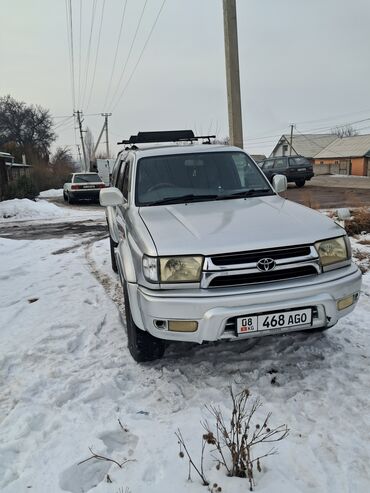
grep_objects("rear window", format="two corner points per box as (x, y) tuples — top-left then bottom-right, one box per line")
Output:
(73, 174), (102, 183)
(289, 157), (310, 167)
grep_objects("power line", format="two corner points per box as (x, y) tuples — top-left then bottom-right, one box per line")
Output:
(81, 0), (98, 109)
(110, 0), (167, 112)
(86, 0), (106, 110)
(77, 0), (83, 107)
(65, 0), (76, 111)
(107, 0), (149, 111)
(53, 115), (74, 130)
(103, 0), (128, 110)
(295, 107), (370, 126)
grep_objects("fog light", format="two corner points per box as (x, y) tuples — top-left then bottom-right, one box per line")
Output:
(337, 295), (354, 311)
(168, 320), (198, 332)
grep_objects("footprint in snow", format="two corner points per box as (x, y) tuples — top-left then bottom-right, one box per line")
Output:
(59, 427), (138, 493)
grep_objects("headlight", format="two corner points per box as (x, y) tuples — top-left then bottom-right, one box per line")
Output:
(159, 256), (203, 283)
(315, 236), (348, 267)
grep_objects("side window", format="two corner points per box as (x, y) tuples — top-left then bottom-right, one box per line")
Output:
(273, 158), (285, 169)
(116, 161), (126, 190)
(122, 160), (131, 200)
(263, 160), (274, 169)
(66, 174), (73, 183)
(111, 161), (122, 187)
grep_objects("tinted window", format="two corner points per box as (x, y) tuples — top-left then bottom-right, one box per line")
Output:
(73, 174), (102, 183)
(116, 161), (126, 191)
(111, 160), (122, 186)
(262, 160), (274, 169)
(273, 158), (286, 169)
(122, 162), (130, 199)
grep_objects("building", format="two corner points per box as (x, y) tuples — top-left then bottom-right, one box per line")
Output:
(269, 133), (370, 176)
(314, 134), (370, 176)
(250, 154), (266, 163)
(270, 134), (337, 160)
(0, 151), (32, 200)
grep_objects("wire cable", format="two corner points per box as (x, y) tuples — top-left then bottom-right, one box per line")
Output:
(53, 115), (74, 130)
(65, 0), (76, 111)
(86, 0), (106, 110)
(103, 0), (128, 110)
(110, 0), (167, 112)
(107, 0), (149, 110)
(77, 0), (83, 107)
(81, 0), (98, 109)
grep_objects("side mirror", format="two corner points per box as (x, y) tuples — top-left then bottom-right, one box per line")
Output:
(272, 174), (287, 194)
(100, 187), (124, 207)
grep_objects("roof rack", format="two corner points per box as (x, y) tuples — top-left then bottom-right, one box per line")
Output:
(117, 130), (216, 145)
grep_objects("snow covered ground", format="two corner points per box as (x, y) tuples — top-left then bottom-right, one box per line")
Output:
(0, 199), (370, 493)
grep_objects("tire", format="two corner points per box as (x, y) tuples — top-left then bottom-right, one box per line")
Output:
(110, 236), (118, 273)
(67, 193), (76, 204)
(63, 191), (67, 201)
(295, 180), (305, 188)
(123, 281), (166, 362)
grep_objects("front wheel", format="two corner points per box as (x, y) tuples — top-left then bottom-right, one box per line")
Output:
(123, 281), (166, 362)
(295, 179), (305, 188)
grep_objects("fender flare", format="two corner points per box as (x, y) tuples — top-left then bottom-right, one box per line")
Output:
(106, 206), (119, 244)
(117, 238), (137, 283)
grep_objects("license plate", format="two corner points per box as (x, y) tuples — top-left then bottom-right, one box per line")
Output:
(237, 308), (312, 334)
(297, 168), (306, 171)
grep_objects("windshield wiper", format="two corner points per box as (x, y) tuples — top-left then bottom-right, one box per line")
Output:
(217, 188), (272, 200)
(143, 194), (219, 206)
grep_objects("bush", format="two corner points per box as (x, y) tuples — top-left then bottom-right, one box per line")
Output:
(4, 175), (40, 200)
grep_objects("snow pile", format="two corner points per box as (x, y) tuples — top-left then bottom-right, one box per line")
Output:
(0, 198), (67, 221)
(38, 188), (64, 198)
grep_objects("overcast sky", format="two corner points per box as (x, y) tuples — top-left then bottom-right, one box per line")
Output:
(1, 0), (370, 160)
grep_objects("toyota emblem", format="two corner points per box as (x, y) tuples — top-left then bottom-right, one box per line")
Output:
(257, 258), (276, 272)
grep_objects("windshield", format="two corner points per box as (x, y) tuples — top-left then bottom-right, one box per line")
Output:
(73, 174), (102, 183)
(136, 151), (273, 206)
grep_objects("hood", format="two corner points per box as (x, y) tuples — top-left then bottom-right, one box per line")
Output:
(139, 196), (344, 256)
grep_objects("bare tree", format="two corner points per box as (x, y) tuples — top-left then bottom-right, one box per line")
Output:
(0, 95), (55, 162)
(331, 124), (359, 138)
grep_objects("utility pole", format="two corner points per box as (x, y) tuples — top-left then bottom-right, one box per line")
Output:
(75, 110), (88, 171)
(289, 124), (294, 156)
(101, 113), (112, 158)
(76, 144), (82, 169)
(93, 113), (112, 158)
(223, 0), (243, 149)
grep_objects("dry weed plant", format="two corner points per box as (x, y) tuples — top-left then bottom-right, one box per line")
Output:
(176, 387), (289, 491)
(345, 208), (370, 236)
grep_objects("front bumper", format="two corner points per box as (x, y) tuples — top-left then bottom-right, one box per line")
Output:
(127, 263), (362, 343)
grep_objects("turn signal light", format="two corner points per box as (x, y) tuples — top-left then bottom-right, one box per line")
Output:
(337, 295), (354, 311)
(168, 320), (198, 332)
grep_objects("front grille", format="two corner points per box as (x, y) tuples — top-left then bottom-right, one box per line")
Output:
(208, 265), (317, 288)
(211, 245), (311, 266)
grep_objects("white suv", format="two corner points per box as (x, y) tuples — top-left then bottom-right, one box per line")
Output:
(100, 130), (361, 363)
(63, 172), (105, 204)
